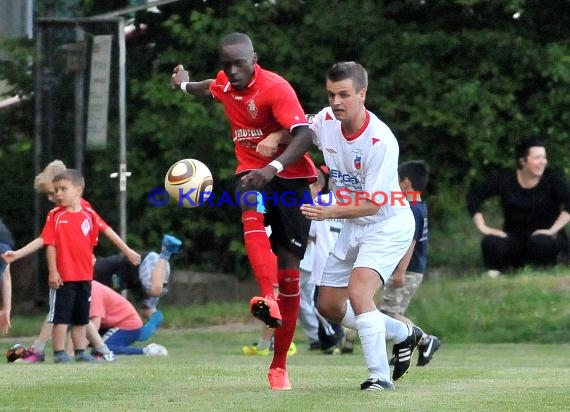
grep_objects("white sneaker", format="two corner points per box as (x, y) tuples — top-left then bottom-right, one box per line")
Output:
(143, 343), (168, 356)
(486, 270), (501, 278)
(103, 351), (116, 362)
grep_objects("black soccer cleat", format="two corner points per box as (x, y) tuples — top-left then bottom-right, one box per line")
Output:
(392, 325), (423, 381)
(417, 335), (441, 367)
(360, 378), (395, 391)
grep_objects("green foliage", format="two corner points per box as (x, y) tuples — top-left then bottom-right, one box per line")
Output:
(0, 0), (569, 275)
(407, 267), (570, 343)
(0, 38), (36, 242)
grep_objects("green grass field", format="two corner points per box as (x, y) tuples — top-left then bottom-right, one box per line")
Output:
(2, 328), (570, 411)
(3, 269), (570, 410)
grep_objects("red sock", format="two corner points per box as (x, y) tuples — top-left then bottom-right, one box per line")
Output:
(271, 269), (300, 370)
(242, 210), (276, 297)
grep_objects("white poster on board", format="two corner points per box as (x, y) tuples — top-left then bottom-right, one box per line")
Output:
(86, 35), (112, 150)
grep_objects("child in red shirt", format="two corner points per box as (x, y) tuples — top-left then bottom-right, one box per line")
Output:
(41, 169), (137, 363)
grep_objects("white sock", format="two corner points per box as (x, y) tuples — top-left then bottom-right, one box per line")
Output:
(341, 299), (357, 330)
(32, 340), (46, 353)
(356, 310), (390, 382)
(383, 313), (409, 343)
(257, 339), (271, 350)
(95, 344), (112, 355)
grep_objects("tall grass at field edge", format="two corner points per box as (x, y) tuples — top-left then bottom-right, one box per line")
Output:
(5, 267), (570, 344)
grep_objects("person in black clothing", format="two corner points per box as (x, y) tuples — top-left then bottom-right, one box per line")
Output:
(93, 234), (182, 319)
(467, 139), (570, 275)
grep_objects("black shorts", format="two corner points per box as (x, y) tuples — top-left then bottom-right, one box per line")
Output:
(49, 281), (92, 326)
(234, 173), (311, 259)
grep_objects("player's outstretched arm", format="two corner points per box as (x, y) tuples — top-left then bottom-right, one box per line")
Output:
(273, 126), (314, 169)
(171, 64), (213, 98)
(102, 227), (141, 266)
(256, 129), (291, 158)
(0, 266), (12, 335)
(242, 126), (314, 189)
(1, 237), (45, 263)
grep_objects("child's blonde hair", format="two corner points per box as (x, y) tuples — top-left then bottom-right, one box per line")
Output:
(34, 160), (67, 193)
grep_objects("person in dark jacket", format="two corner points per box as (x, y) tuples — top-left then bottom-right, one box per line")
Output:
(467, 139), (570, 276)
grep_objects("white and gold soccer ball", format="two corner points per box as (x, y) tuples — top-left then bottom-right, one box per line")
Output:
(164, 159), (213, 208)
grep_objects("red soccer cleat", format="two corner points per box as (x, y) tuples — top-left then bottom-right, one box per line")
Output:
(249, 295), (282, 328)
(268, 367), (292, 391)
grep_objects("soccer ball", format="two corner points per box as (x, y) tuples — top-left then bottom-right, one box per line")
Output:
(6, 343), (29, 362)
(164, 159), (213, 208)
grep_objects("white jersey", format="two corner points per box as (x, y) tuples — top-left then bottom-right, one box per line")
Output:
(309, 193), (344, 285)
(309, 107), (408, 225)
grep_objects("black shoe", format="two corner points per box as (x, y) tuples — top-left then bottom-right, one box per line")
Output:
(417, 335), (441, 366)
(308, 341), (321, 351)
(360, 378), (395, 391)
(321, 343), (340, 355)
(392, 325), (423, 381)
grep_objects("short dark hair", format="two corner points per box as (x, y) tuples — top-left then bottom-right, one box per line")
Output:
(515, 138), (545, 169)
(326, 61), (368, 91)
(53, 169), (85, 189)
(398, 160), (429, 191)
(220, 32), (253, 49)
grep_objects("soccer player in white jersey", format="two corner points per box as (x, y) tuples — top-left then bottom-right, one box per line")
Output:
(242, 61), (425, 390)
(299, 61), (424, 391)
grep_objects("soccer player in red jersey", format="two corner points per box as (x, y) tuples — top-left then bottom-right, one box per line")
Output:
(41, 169), (139, 363)
(172, 32), (316, 390)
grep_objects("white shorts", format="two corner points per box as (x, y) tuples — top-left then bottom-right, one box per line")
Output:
(320, 209), (414, 287)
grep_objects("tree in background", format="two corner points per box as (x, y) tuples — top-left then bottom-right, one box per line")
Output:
(0, 0), (568, 276)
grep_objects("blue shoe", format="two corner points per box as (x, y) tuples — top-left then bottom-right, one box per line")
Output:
(75, 352), (94, 362)
(54, 352), (72, 363)
(160, 235), (182, 259)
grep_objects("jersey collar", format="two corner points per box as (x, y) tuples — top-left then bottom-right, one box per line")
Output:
(342, 110), (370, 141)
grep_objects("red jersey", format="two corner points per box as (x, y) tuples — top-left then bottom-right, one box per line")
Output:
(41, 205), (109, 282)
(209, 64), (317, 180)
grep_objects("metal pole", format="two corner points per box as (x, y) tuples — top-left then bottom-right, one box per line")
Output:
(33, 22), (44, 301)
(118, 17), (128, 240)
(74, 25), (85, 171)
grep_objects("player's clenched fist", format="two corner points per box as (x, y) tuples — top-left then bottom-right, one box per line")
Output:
(171, 64), (189, 89)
